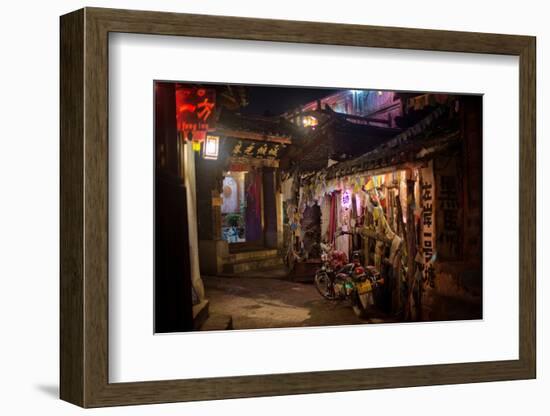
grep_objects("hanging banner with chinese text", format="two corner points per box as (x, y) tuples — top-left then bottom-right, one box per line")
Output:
(436, 156), (462, 260)
(420, 161), (436, 281)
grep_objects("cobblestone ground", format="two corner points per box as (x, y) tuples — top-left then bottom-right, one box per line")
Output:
(202, 274), (392, 330)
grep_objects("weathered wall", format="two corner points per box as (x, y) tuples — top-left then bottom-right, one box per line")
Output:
(154, 82), (194, 332)
(461, 96), (483, 259)
(423, 96), (483, 321)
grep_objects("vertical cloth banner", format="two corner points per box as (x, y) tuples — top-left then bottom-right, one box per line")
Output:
(320, 195), (331, 242)
(335, 191), (350, 259)
(420, 160), (436, 278)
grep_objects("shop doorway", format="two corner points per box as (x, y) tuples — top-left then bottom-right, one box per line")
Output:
(219, 164), (282, 256)
(220, 169), (264, 251)
(221, 171), (247, 243)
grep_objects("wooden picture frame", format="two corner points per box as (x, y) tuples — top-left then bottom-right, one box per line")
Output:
(60, 7), (536, 408)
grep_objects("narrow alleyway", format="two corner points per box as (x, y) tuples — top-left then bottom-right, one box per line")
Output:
(202, 274), (392, 331)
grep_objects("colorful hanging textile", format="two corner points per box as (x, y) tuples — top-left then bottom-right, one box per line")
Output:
(335, 197), (350, 259)
(320, 195), (331, 242)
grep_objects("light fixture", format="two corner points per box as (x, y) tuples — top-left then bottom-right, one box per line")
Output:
(202, 134), (220, 160)
(302, 115), (318, 128)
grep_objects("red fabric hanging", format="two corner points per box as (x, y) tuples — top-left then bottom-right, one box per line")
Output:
(328, 193), (338, 244)
(245, 169), (262, 242)
(247, 170), (261, 219)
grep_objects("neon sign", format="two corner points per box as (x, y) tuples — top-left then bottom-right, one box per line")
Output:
(175, 87), (216, 150)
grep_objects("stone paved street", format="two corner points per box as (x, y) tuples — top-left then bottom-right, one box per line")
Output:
(202, 274), (392, 330)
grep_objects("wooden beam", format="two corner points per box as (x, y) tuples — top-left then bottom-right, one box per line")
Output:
(213, 128), (292, 144)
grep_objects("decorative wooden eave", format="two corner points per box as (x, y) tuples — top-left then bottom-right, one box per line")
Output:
(323, 131), (460, 180)
(323, 104), (395, 127)
(288, 104), (458, 182)
(280, 111), (404, 173)
(322, 106), (458, 179)
(212, 127), (291, 144)
(212, 108), (299, 145)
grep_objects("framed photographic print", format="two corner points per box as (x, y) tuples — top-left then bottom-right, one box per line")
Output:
(60, 7), (536, 408)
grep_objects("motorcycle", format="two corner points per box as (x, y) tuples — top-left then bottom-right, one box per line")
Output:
(314, 244), (384, 319)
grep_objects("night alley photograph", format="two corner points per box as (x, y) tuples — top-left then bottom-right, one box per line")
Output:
(153, 82), (482, 333)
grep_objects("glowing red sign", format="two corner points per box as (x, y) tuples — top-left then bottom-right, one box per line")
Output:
(175, 87), (216, 142)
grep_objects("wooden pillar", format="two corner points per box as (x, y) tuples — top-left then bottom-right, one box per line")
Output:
(275, 170), (284, 249)
(263, 167), (278, 248)
(211, 190), (222, 240)
(394, 188), (406, 316)
(195, 154), (227, 275)
(404, 171), (418, 321)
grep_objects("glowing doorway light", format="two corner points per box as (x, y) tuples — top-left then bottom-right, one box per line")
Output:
(203, 135), (220, 160)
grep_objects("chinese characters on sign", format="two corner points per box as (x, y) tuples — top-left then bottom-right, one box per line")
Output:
(175, 87), (216, 147)
(438, 174), (460, 258)
(230, 139), (283, 159)
(421, 162), (436, 285)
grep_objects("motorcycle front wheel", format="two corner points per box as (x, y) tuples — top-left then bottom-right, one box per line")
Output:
(314, 271), (336, 300)
(351, 292), (369, 319)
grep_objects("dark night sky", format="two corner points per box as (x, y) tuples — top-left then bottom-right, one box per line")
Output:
(173, 81), (344, 116)
(239, 85), (343, 116)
